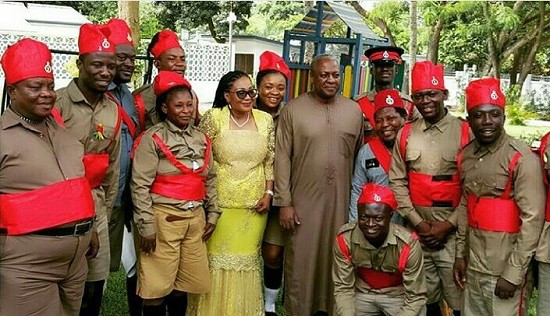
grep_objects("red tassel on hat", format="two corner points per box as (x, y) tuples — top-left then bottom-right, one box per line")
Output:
(1, 38), (54, 84)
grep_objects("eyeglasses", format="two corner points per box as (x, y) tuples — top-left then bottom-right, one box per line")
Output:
(228, 89), (258, 100)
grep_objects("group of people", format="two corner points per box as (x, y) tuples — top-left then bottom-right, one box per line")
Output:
(0, 17), (548, 316)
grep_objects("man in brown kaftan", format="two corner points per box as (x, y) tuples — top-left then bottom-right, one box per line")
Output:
(274, 54), (363, 315)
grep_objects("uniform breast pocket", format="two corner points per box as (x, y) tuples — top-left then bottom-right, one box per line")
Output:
(405, 149), (421, 164)
(338, 131), (357, 159)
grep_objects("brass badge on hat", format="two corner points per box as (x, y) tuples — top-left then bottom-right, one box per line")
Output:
(544, 153), (548, 163)
(374, 194), (381, 202)
(431, 76), (439, 86)
(102, 38), (111, 49)
(44, 61), (52, 74)
(386, 94), (394, 105)
(490, 90), (498, 100)
(276, 63), (281, 70)
(382, 51), (389, 58)
(127, 33), (133, 43)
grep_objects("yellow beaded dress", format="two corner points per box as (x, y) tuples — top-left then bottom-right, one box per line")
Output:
(188, 106), (274, 316)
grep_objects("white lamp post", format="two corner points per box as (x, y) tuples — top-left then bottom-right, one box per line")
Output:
(227, 11), (237, 70)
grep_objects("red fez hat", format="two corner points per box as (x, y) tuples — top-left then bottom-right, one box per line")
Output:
(465, 77), (505, 111)
(105, 18), (133, 46)
(411, 61), (445, 93)
(259, 51), (291, 79)
(78, 23), (115, 55)
(374, 89), (405, 116)
(151, 30), (182, 59)
(1, 38), (54, 85)
(364, 46), (404, 64)
(153, 71), (192, 96)
(358, 183), (398, 211)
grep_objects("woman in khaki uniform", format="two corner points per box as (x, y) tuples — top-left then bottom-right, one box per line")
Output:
(131, 71), (219, 316)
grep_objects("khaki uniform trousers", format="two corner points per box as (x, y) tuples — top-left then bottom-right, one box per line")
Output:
(464, 269), (531, 316)
(355, 292), (427, 316)
(109, 204), (125, 272)
(423, 236), (463, 310)
(138, 204), (211, 299)
(87, 214), (110, 281)
(0, 232), (92, 316)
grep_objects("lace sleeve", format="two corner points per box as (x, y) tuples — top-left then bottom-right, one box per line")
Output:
(263, 114), (275, 181)
(198, 108), (219, 140)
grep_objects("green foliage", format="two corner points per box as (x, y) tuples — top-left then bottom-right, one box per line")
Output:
(155, 1), (253, 43)
(245, 1), (304, 41)
(505, 85), (538, 126)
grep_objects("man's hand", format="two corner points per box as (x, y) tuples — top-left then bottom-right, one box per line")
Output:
(86, 230), (100, 259)
(419, 220), (454, 249)
(202, 223), (216, 241)
(415, 220), (432, 235)
(140, 233), (157, 254)
(495, 277), (518, 299)
(280, 206), (300, 233)
(453, 258), (467, 291)
(254, 194), (271, 214)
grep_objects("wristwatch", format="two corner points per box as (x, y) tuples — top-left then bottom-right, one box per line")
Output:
(264, 189), (274, 196)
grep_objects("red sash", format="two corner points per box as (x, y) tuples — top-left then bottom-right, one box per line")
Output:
(150, 133), (211, 201)
(0, 178), (95, 235)
(399, 120), (470, 207)
(134, 93), (147, 132)
(467, 152), (522, 233)
(405, 101), (415, 121)
(336, 232), (417, 289)
(50, 106), (121, 189)
(540, 132), (550, 221)
(368, 137), (392, 174)
(106, 91), (137, 138)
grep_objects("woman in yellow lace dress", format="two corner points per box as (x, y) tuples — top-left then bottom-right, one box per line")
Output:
(188, 71), (274, 316)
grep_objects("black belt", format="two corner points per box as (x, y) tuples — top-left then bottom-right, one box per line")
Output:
(33, 218), (94, 236)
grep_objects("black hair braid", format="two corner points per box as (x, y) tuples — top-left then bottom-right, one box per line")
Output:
(212, 70), (249, 109)
(143, 32), (161, 85)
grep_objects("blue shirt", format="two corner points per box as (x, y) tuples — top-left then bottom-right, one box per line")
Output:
(109, 82), (137, 207)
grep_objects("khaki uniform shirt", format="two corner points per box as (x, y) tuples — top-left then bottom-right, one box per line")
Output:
(389, 112), (472, 227)
(537, 134), (550, 263)
(0, 108), (85, 194)
(333, 223), (427, 316)
(56, 79), (121, 220)
(131, 120), (220, 237)
(133, 83), (200, 130)
(456, 133), (545, 285)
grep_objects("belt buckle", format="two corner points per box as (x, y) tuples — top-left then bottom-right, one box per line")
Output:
(74, 220), (92, 236)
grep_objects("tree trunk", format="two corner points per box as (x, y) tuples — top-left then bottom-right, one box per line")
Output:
(427, 18), (444, 63)
(483, 2), (500, 77)
(517, 2), (546, 88)
(509, 46), (524, 85)
(118, 1), (140, 47)
(408, 0), (418, 94)
(349, 1), (395, 45)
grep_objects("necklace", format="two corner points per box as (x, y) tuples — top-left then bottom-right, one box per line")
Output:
(12, 108), (41, 124)
(230, 111), (250, 128)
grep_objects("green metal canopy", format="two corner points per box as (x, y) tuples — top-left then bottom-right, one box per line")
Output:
(290, 1), (386, 43)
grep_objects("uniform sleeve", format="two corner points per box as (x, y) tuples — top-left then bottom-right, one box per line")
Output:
(398, 238), (428, 316)
(349, 147), (368, 222)
(131, 133), (159, 237)
(332, 235), (356, 316)
(389, 129), (424, 227)
(204, 142), (221, 225)
(501, 153), (545, 285)
(104, 116), (122, 216)
(455, 192), (468, 259)
(263, 116), (275, 181)
(273, 105), (294, 207)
